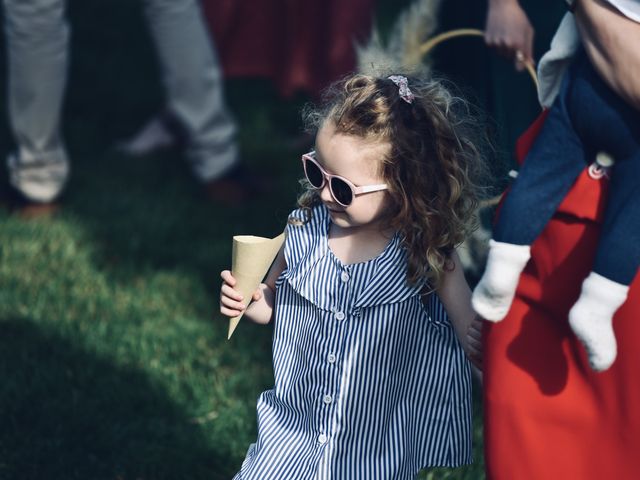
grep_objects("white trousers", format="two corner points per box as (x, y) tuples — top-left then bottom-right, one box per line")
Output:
(3, 0), (237, 202)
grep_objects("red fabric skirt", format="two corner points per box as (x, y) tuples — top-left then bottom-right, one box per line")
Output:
(202, 0), (374, 98)
(483, 112), (640, 479)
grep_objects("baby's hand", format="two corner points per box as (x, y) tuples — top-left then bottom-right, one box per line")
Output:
(219, 270), (263, 318)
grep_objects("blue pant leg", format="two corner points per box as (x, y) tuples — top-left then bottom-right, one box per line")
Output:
(493, 68), (586, 245)
(593, 158), (640, 285)
(565, 52), (640, 285)
(569, 51), (640, 160)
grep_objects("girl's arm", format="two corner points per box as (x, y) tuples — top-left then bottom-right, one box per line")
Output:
(435, 251), (483, 369)
(220, 246), (287, 325)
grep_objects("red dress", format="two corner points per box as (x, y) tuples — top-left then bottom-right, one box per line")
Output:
(483, 112), (640, 479)
(202, 0), (374, 98)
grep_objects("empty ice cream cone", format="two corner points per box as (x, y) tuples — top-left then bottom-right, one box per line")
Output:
(227, 232), (285, 339)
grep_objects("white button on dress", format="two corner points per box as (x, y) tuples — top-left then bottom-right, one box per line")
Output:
(335, 311), (345, 321)
(318, 434), (327, 444)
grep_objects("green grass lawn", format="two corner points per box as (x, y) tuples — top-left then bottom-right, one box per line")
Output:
(0, 1), (485, 478)
(0, 138), (485, 479)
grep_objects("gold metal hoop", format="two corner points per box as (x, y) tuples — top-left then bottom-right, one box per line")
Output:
(419, 28), (538, 89)
(419, 28), (540, 208)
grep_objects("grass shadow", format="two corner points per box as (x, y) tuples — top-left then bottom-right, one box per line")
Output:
(0, 317), (239, 479)
(0, 318), (250, 480)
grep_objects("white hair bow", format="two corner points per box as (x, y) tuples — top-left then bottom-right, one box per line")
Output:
(388, 75), (415, 104)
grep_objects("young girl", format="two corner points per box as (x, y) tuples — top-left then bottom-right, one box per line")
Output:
(220, 73), (486, 479)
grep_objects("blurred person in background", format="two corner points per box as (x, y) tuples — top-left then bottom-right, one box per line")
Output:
(484, 0), (535, 70)
(2, 0), (250, 211)
(200, 0), (375, 100)
(433, 0), (566, 182)
(198, 0), (376, 150)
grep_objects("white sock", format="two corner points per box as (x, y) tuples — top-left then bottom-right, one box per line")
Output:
(568, 272), (628, 372)
(472, 240), (531, 322)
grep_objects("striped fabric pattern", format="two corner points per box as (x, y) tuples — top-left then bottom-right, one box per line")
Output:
(235, 205), (472, 479)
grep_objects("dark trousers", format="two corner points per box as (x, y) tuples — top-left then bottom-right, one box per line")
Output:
(493, 51), (640, 285)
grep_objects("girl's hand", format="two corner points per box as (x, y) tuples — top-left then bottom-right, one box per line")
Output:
(484, 0), (535, 71)
(219, 270), (262, 318)
(465, 315), (483, 371)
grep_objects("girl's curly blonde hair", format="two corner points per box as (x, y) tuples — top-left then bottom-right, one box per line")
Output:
(297, 73), (490, 289)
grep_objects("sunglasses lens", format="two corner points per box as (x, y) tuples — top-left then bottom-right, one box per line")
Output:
(304, 158), (324, 188)
(330, 177), (353, 206)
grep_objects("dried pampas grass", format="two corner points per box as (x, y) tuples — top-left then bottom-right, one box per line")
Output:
(356, 0), (443, 76)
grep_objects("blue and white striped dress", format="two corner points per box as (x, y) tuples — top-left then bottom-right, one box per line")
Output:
(235, 204), (472, 479)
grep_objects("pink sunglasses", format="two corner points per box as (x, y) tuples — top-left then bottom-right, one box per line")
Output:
(301, 151), (388, 207)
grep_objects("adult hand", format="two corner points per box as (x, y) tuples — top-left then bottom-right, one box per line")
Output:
(485, 0), (535, 71)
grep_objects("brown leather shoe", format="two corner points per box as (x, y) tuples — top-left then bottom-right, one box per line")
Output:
(15, 202), (60, 218)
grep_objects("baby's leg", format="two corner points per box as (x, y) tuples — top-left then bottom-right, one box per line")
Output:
(569, 141), (640, 372)
(473, 65), (587, 321)
(567, 51), (639, 162)
(569, 218), (638, 371)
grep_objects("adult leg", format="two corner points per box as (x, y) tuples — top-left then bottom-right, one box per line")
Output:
(141, 0), (238, 182)
(3, 0), (70, 203)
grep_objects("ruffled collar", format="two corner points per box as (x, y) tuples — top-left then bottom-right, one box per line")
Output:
(284, 204), (424, 311)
